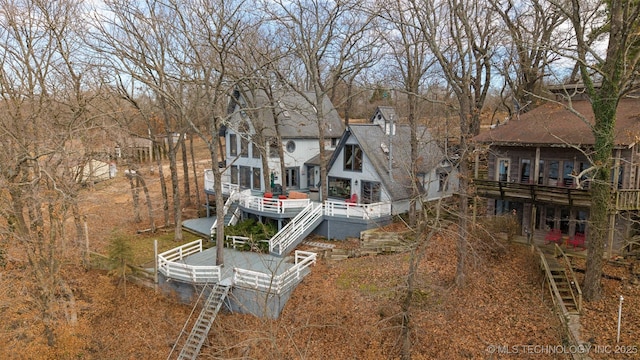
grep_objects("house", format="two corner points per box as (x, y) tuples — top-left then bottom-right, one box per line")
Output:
(326, 107), (458, 215)
(473, 94), (640, 255)
(223, 89), (344, 194)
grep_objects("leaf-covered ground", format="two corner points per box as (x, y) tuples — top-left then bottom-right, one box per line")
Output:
(1, 147), (638, 359)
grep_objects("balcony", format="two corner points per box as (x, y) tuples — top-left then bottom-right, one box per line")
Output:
(473, 179), (592, 208)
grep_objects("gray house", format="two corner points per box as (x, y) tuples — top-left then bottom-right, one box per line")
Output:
(223, 89), (344, 194)
(327, 107), (458, 215)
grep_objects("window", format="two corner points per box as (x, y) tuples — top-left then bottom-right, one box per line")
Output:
(563, 161), (574, 186)
(497, 158), (509, 182)
(328, 177), (352, 198)
(285, 167), (299, 188)
(344, 144), (363, 172)
(548, 161), (559, 185)
(439, 172), (449, 192)
(269, 139), (278, 158)
(252, 167), (261, 190)
(230, 166), (239, 185)
(361, 181), (381, 204)
(286, 140), (296, 153)
(331, 138), (338, 147)
(240, 137), (249, 157)
(307, 165), (316, 188)
(520, 159), (531, 183)
(239, 166), (251, 188)
(229, 134), (237, 156)
(252, 142), (261, 159)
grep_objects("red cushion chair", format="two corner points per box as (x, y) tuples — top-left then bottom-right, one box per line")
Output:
(345, 193), (358, 204)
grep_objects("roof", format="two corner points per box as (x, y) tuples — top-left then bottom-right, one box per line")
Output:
(228, 89), (344, 139)
(474, 99), (640, 147)
(336, 124), (446, 201)
(304, 150), (335, 166)
(370, 106), (398, 122)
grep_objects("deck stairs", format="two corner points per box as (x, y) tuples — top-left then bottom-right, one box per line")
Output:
(270, 203), (324, 256)
(210, 190), (240, 234)
(539, 245), (582, 315)
(175, 284), (230, 360)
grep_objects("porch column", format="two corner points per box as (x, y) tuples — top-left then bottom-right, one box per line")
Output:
(533, 147), (540, 185)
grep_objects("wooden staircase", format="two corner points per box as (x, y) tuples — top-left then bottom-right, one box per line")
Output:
(539, 245), (582, 315)
(176, 284), (230, 360)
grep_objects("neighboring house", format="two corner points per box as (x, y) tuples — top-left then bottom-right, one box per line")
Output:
(473, 94), (640, 255)
(327, 107), (458, 215)
(224, 89), (344, 194)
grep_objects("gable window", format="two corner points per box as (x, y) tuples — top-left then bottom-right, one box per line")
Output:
(438, 172), (449, 192)
(344, 144), (363, 172)
(229, 134), (237, 156)
(240, 137), (249, 157)
(286, 140), (296, 153)
(361, 181), (381, 204)
(269, 139), (278, 158)
(252, 142), (261, 159)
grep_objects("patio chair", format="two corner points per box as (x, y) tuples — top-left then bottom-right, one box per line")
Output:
(345, 193), (358, 204)
(568, 232), (586, 250)
(544, 228), (562, 245)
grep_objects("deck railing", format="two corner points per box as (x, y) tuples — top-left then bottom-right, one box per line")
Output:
(269, 203), (323, 254)
(615, 189), (640, 210)
(233, 250), (317, 294)
(157, 239), (221, 283)
(324, 200), (392, 219)
(240, 195), (311, 214)
(204, 171), (238, 195)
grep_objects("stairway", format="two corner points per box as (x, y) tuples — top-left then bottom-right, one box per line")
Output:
(541, 246), (580, 314)
(224, 202), (240, 227)
(269, 203), (324, 256)
(177, 284), (230, 360)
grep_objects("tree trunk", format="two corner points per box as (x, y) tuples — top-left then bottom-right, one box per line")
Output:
(155, 142), (171, 227)
(181, 134), (192, 207)
(127, 170), (141, 223)
(137, 173), (157, 233)
(190, 135), (202, 208)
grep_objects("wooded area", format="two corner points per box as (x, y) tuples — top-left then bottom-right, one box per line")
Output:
(0, 0), (639, 358)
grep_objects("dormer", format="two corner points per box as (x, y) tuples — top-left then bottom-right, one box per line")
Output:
(370, 106), (397, 135)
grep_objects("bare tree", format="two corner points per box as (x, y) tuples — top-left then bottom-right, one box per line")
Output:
(554, 0), (640, 301)
(409, 0), (496, 287)
(264, 0), (376, 200)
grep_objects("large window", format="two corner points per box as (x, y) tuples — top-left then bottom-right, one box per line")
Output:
(548, 160), (559, 185)
(239, 166), (251, 188)
(229, 134), (237, 156)
(497, 158), (509, 182)
(438, 172), (449, 192)
(252, 167), (261, 190)
(538, 160), (545, 185)
(230, 166), (238, 185)
(361, 181), (381, 203)
(344, 144), (363, 172)
(328, 177), (351, 198)
(240, 137), (249, 157)
(269, 139), (278, 158)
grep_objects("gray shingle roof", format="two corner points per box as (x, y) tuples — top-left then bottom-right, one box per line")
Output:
(228, 89), (344, 139)
(347, 124), (445, 201)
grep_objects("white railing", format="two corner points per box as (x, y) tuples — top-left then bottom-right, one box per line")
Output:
(233, 250), (317, 294)
(210, 189), (240, 234)
(203, 172), (239, 196)
(269, 203), (323, 255)
(226, 235), (269, 251)
(240, 195), (311, 214)
(157, 239), (221, 283)
(323, 200), (392, 219)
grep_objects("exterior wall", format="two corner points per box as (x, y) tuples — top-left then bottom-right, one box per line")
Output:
(327, 134), (391, 202)
(312, 215), (393, 240)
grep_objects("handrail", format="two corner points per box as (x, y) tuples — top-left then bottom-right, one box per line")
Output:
(269, 203), (322, 255)
(538, 248), (570, 317)
(240, 195), (310, 214)
(233, 250), (317, 294)
(157, 239), (222, 283)
(211, 189), (239, 234)
(555, 243), (583, 313)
